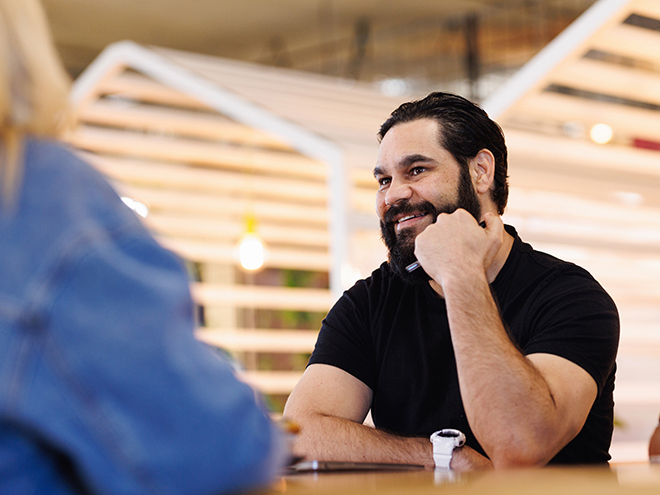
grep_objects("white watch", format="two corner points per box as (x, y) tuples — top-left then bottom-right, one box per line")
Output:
(430, 429), (466, 469)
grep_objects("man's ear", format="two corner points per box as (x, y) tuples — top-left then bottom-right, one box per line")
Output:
(471, 149), (495, 195)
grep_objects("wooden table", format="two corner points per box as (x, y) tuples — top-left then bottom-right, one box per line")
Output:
(266, 463), (660, 495)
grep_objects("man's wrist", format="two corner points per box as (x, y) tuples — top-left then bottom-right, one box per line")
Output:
(440, 264), (489, 290)
(448, 444), (494, 471)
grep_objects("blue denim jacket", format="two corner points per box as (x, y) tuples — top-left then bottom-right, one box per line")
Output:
(0, 138), (285, 494)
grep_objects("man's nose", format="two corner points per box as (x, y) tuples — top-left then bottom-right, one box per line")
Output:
(384, 179), (413, 206)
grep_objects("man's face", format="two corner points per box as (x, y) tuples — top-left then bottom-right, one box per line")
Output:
(374, 119), (482, 284)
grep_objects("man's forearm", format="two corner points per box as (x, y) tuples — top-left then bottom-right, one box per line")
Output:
(284, 363), (495, 471)
(290, 413), (434, 467)
(443, 271), (575, 467)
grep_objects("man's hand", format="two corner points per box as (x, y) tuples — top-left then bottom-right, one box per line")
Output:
(413, 210), (505, 291)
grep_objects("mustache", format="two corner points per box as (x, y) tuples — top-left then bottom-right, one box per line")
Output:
(383, 200), (438, 225)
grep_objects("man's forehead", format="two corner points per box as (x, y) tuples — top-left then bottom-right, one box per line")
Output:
(374, 119), (444, 174)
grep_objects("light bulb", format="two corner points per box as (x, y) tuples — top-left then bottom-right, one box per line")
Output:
(237, 233), (268, 271)
(589, 123), (613, 144)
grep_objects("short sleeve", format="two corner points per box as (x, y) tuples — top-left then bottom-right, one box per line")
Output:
(308, 278), (378, 390)
(521, 268), (620, 395)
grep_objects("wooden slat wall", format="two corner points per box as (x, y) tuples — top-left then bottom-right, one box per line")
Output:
(511, 92), (660, 144)
(79, 99), (294, 150)
(190, 283), (333, 312)
(84, 154), (330, 204)
(69, 126), (326, 180)
(196, 328), (318, 353)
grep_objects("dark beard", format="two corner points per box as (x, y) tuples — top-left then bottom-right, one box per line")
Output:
(380, 168), (482, 285)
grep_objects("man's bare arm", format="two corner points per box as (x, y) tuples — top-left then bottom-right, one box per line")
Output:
(283, 364), (437, 467)
(416, 211), (597, 468)
(447, 271), (596, 467)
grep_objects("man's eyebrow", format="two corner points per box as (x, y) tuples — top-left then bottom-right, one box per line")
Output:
(373, 154), (434, 177)
(401, 154), (433, 167)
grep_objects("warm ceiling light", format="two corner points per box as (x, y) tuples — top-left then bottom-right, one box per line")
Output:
(235, 213), (269, 271)
(237, 234), (268, 271)
(589, 123), (613, 144)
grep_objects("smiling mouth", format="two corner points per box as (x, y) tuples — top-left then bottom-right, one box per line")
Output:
(396, 213), (428, 229)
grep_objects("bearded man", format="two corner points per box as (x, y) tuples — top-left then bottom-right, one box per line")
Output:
(283, 92), (619, 470)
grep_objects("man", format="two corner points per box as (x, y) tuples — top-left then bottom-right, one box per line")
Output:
(283, 92), (619, 470)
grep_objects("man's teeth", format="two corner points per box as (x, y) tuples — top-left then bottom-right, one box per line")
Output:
(398, 214), (423, 223)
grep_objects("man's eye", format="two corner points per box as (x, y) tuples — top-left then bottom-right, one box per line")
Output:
(377, 177), (391, 187)
(411, 167), (425, 175)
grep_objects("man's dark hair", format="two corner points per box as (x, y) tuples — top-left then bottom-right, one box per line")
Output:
(378, 92), (509, 214)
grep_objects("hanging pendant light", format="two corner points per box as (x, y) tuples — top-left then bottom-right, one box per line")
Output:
(235, 212), (269, 271)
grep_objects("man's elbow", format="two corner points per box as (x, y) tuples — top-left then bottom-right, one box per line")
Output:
(489, 449), (548, 469)
(487, 419), (583, 469)
(281, 409), (332, 460)
(486, 435), (558, 469)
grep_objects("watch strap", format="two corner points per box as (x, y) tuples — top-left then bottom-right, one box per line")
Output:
(430, 429), (466, 469)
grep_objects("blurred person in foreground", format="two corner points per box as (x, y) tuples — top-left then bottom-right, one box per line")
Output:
(284, 92), (619, 470)
(0, 0), (286, 493)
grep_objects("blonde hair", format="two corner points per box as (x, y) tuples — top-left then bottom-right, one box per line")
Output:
(0, 0), (71, 204)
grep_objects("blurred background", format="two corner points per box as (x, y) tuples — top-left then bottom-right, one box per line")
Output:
(43, 0), (660, 463)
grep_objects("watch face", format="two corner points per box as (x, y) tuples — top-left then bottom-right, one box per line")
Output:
(431, 429), (466, 448)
